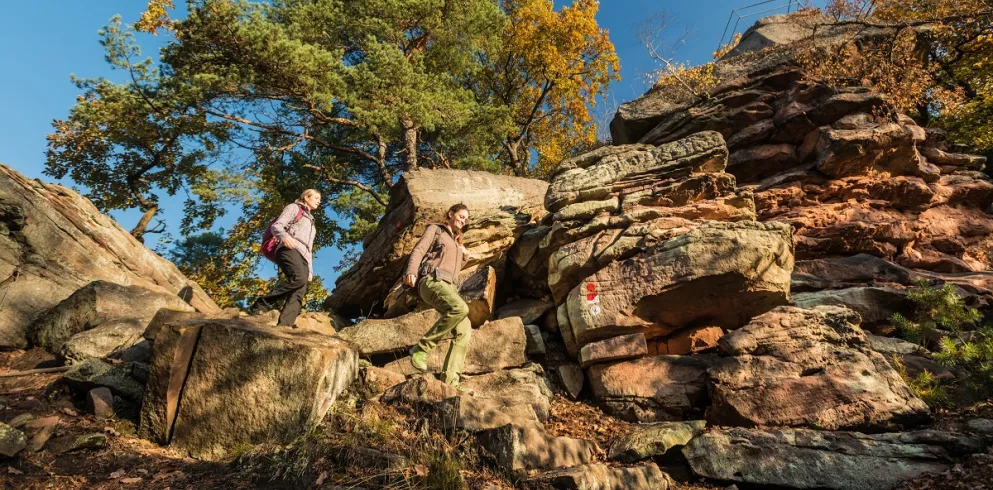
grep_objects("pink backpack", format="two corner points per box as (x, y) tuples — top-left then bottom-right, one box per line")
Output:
(260, 205), (305, 263)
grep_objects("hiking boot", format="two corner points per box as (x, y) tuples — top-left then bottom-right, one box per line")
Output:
(247, 298), (271, 316)
(449, 383), (474, 396)
(410, 346), (429, 372)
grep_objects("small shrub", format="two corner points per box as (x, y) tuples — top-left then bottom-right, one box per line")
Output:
(934, 325), (993, 394)
(890, 281), (993, 399)
(890, 281), (981, 346)
(890, 355), (949, 408)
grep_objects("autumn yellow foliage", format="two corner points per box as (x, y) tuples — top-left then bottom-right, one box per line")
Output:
(488, 0), (620, 176)
(802, 0), (993, 153)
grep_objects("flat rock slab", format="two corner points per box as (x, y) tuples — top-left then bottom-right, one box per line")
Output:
(793, 286), (911, 327)
(47, 433), (107, 454)
(461, 366), (553, 421)
(0, 422), (26, 457)
(565, 221), (793, 346)
(529, 462), (670, 490)
(683, 427), (986, 490)
(141, 318), (358, 460)
(708, 305), (929, 431)
(497, 298), (555, 325)
(579, 333), (648, 368)
(609, 420), (706, 463)
(24, 416), (59, 453)
(32, 280), (194, 356)
(384, 317), (527, 376)
(60, 358), (147, 403)
(337, 309), (440, 356)
(588, 355), (713, 422)
(476, 423), (594, 472)
(546, 131), (729, 212)
(434, 397), (541, 433)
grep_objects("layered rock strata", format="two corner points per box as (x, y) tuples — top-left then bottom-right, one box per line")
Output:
(0, 163), (218, 349)
(326, 169), (548, 319)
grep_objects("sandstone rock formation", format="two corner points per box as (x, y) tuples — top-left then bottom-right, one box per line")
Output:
(0, 163), (218, 349)
(31, 281), (194, 363)
(708, 305), (929, 430)
(611, 15), (993, 282)
(683, 427), (986, 490)
(139, 317), (358, 460)
(521, 127), (794, 420)
(326, 169), (548, 319)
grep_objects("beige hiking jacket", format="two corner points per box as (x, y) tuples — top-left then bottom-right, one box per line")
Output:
(405, 224), (468, 284)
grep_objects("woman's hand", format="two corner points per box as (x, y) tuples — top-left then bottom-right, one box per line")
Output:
(403, 274), (417, 287)
(282, 235), (298, 250)
(458, 244), (469, 257)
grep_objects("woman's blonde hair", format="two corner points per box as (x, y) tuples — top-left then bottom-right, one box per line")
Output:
(296, 189), (321, 207)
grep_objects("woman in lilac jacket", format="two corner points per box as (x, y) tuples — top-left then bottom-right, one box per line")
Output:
(250, 189), (321, 326)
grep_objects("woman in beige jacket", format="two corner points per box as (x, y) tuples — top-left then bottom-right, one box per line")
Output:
(403, 203), (473, 394)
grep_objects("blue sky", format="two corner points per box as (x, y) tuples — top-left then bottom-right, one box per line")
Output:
(0, 0), (813, 285)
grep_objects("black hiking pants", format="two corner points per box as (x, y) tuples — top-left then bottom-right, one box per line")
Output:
(259, 247), (309, 326)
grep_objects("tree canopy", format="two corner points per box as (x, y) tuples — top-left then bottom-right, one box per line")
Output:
(47, 0), (620, 305)
(804, 0), (993, 155)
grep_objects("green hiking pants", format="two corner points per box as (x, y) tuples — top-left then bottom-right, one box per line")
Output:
(417, 276), (472, 384)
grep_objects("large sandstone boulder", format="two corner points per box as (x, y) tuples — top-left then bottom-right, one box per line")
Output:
(326, 169), (548, 318)
(564, 221), (793, 347)
(587, 355), (714, 422)
(683, 427), (986, 490)
(383, 317), (527, 376)
(139, 318), (358, 460)
(336, 309), (440, 356)
(528, 462), (670, 490)
(31, 281), (194, 361)
(708, 305), (929, 431)
(0, 163), (218, 349)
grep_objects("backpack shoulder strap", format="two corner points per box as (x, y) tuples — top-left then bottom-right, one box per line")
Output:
(292, 204), (306, 223)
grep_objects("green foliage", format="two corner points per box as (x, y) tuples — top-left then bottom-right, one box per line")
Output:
(812, 1), (993, 155)
(890, 354), (949, 408)
(168, 230), (267, 308)
(46, 16), (232, 242)
(51, 0), (620, 272)
(890, 281), (981, 345)
(891, 281), (993, 399)
(933, 325), (993, 394)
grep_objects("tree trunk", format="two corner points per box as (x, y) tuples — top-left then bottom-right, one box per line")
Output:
(402, 118), (419, 172)
(504, 139), (524, 176)
(131, 203), (159, 243)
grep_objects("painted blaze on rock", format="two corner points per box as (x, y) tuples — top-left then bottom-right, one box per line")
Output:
(565, 221), (794, 346)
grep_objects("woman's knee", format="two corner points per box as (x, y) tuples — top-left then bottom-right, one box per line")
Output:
(452, 318), (472, 344)
(448, 299), (469, 319)
(287, 277), (309, 292)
